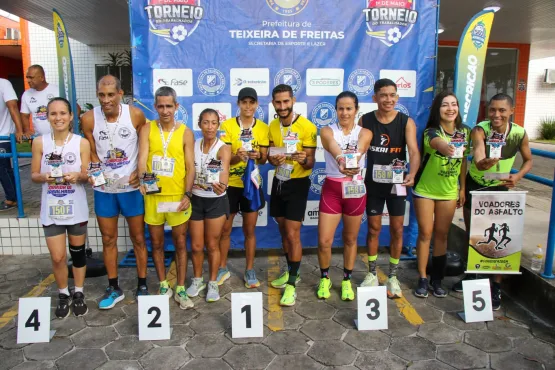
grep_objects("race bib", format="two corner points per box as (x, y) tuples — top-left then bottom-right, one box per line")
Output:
(47, 197), (74, 220)
(275, 164), (293, 181)
(152, 155), (175, 177)
(372, 165), (393, 183)
(342, 180), (366, 199)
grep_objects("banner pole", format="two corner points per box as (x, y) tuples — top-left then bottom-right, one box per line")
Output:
(541, 168), (555, 279)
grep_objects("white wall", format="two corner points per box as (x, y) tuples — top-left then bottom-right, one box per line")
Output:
(27, 22), (129, 108)
(524, 56), (555, 139)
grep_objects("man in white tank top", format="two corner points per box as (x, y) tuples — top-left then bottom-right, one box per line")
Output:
(81, 75), (149, 309)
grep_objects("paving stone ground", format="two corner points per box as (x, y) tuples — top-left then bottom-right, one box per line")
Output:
(0, 253), (554, 370)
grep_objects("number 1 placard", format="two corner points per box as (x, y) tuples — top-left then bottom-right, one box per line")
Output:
(231, 292), (263, 338)
(17, 297), (51, 343)
(138, 295), (171, 341)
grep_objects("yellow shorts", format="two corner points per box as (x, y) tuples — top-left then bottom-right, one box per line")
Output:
(144, 194), (192, 227)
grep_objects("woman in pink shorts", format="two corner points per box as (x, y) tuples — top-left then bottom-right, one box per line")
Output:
(317, 91), (373, 301)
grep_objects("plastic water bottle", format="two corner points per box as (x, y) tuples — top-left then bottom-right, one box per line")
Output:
(531, 245), (544, 272)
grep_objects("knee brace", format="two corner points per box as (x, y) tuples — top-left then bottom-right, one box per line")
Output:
(69, 244), (87, 268)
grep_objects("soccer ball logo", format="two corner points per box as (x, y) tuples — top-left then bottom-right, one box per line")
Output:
(387, 27), (402, 44)
(171, 25), (187, 42)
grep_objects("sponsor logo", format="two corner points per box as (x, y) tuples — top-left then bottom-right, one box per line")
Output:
(64, 152), (77, 165)
(380, 134), (390, 146)
(198, 68), (226, 96)
(192, 103), (231, 131)
(311, 102), (337, 129)
(30, 97), (37, 103)
(370, 133), (402, 153)
(233, 205), (268, 227)
(306, 68), (344, 96)
(235, 106), (265, 122)
(104, 148), (130, 170)
(47, 184), (75, 198)
(274, 68), (302, 94)
(144, 0), (204, 45)
(309, 78), (341, 87)
(348, 69), (375, 96)
(98, 130), (109, 141)
(47, 94), (55, 100)
(35, 106), (48, 121)
(266, 0), (309, 16)
(471, 20), (487, 49)
(302, 200), (320, 226)
(56, 22), (64, 48)
(395, 103), (410, 116)
(153, 69), (193, 97)
(174, 105), (188, 124)
(309, 168), (326, 195)
(118, 127), (131, 139)
(363, 0), (419, 47)
(379, 69), (416, 97)
(230, 68), (270, 96)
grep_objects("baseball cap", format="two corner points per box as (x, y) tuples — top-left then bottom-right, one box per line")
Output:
(238, 87), (258, 101)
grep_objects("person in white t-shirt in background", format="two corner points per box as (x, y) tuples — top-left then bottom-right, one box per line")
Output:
(0, 78), (24, 211)
(20, 65), (60, 137)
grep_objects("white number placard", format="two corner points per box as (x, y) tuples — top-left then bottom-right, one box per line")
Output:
(17, 297), (51, 343)
(356, 286), (388, 331)
(231, 292), (263, 338)
(138, 295), (171, 341)
(462, 279), (494, 323)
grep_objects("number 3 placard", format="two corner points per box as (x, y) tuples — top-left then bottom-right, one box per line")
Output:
(462, 279), (493, 323)
(17, 297), (51, 343)
(357, 286), (388, 331)
(231, 292), (263, 338)
(138, 295), (171, 341)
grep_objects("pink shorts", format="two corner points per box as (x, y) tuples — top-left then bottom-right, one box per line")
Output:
(319, 178), (366, 216)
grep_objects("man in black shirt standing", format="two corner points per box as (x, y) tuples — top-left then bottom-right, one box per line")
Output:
(359, 79), (420, 299)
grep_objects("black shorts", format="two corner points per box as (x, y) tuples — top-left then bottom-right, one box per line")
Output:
(191, 194), (230, 221)
(227, 186), (266, 214)
(42, 221), (88, 238)
(366, 195), (406, 217)
(464, 174), (508, 210)
(270, 177), (310, 222)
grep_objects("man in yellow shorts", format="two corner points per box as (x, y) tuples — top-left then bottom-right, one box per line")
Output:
(138, 86), (195, 309)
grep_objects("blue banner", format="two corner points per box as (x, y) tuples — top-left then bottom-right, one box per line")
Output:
(129, 0), (438, 249)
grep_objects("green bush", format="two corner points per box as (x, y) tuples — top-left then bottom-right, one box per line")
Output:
(538, 117), (555, 140)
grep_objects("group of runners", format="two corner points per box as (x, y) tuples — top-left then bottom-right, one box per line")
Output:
(31, 72), (531, 319)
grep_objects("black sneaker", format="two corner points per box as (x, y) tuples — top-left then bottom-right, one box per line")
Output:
(414, 278), (429, 298)
(55, 293), (72, 319)
(452, 274), (477, 292)
(135, 285), (150, 298)
(72, 292), (88, 317)
(430, 280), (447, 298)
(491, 283), (502, 311)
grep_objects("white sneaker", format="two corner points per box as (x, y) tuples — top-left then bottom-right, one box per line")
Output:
(206, 281), (220, 302)
(361, 272), (379, 287)
(186, 278), (206, 297)
(174, 290), (194, 310)
(386, 276), (403, 298)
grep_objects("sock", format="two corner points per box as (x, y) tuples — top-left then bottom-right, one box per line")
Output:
(368, 254), (378, 275)
(431, 255), (447, 282)
(108, 277), (119, 289)
(320, 267), (329, 279)
(175, 285), (185, 294)
(389, 257), (400, 278)
(287, 261), (301, 286)
(343, 268), (353, 281)
(59, 287), (70, 296)
(160, 280), (169, 288)
(138, 277), (147, 288)
(74, 286), (84, 294)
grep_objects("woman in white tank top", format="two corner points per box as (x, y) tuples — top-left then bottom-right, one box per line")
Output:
(316, 91), (373, 302)
(31, 98), (91, 319)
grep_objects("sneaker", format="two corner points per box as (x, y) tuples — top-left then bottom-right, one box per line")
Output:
(186, 278), (206, 297)
(206, 281), (220, 302)
(98, 286), (125, 310)
(244, 269), (261, 288)
(72, 292), (88, 317)
(271, 271), (301, 289)
(174, 290), (194, 309)
(158, 284), (173, 297)
(317, 278), (332, 299)
(452, 274), (477, 292)
(216, 267), (231, 286)
(361, 272), (379, 287)
(280, 284), (296, 306)
(491, 284), (502, 311)
(55, 293), (72, 319)
(414, 278), (429, 298)
(341, 280), (355, 301)
(386, 276), (403, 299)
(135, 285), (149, 297)
(430, 280), (447, 298)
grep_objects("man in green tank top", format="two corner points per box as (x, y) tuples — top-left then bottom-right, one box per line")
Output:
(456, 94), (532, 311)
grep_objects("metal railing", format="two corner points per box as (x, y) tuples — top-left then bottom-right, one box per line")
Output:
(0, 134), (31, 218)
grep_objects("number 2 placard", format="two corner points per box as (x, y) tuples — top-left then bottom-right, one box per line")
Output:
(357, 286), (388, 331)
(138, 295), (171, 341)
(17, 297), (51, 343)
(231, 292), (263, 338)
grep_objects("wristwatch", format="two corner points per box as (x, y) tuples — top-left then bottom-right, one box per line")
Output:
(185, 191), (193, 199)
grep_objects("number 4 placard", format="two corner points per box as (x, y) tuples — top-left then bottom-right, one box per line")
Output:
(138, 295), (171, 341)
(231, 292), (263, 338)
(17, 297), (52, 344)
(356, 286), (388, 331)
(461, 279), (494, 323)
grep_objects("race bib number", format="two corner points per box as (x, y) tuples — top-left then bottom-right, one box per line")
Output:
(372, 165), (393, 183)
(342, 181), (366, 199)
(275, 164), (293, 182)
(47, 198), (74, 220)
(152, 155), (175, 177)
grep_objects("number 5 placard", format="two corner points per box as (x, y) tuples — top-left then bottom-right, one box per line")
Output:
(357, 286), (388, 331)
(231, 292), (263, 338)
(17, 297), (52, 344)
(138, 295), (171, 341)
(462, 279), (493, 323)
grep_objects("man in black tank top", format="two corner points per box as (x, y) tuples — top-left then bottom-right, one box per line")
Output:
(358, 79), (420, 299)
